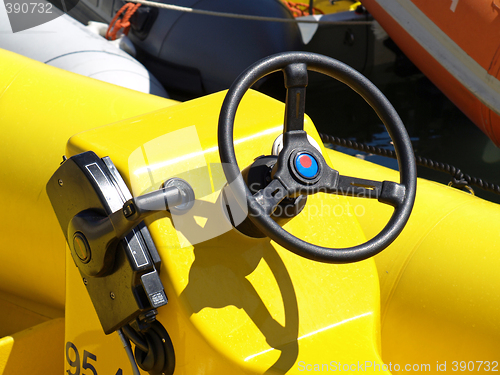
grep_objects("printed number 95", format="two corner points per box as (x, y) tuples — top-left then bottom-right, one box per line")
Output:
(66, 342), (97, 375)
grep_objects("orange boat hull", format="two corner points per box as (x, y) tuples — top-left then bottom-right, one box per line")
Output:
(362, 0), (500, 146)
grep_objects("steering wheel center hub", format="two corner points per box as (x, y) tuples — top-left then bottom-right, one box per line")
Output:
(294, 153), (319, 179)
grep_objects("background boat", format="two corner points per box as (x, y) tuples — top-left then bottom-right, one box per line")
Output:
(52, 0), (386, 97)
(361, 0), (500, 147)
(0, 0), (168, 97)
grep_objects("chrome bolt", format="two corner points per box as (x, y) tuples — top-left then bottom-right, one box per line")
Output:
(110, 292), (115, 300)
(83, 278), (88, 285)
(58, 179), (63, 186)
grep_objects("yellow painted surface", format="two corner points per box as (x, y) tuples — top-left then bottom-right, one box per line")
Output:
(65, 90), (384, 374)
(283, 0), (360, 15)
(0, 48), (178, 314)
(314, 0), (361, 13)
(0, 294), (51, 338)
(328, 149), (500, 371)
(0, 338), (14, 375)
(3, 42), (499, 375)
(0, 318), (64, 375)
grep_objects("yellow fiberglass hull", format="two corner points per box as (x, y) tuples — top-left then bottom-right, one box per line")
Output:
(0, 48), (499, 375)
(282, 0), (360, 16)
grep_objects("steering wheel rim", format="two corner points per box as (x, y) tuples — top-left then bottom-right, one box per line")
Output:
(218, 52), (416, 263)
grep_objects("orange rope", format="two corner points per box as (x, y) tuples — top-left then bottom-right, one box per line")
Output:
(283, 1), (324, 17)
(106, 3), (142, 40)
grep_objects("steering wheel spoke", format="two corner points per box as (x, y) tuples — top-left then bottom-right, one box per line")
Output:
(378, 180), (406, 207)
(327, 174), (382, 198)
(283, 63), (308, 133)
(326, 175), (405, 208)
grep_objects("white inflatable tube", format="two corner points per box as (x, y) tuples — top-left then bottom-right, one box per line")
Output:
(0, 1), (168, 98)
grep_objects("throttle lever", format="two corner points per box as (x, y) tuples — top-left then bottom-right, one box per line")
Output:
(69, 179), (194, 277)
(114, 180), (194, 239)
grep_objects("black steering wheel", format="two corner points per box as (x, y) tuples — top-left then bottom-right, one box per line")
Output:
(218, 52), (416, 263)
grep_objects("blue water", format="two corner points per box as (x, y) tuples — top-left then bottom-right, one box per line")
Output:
(304, 66), (500, 204)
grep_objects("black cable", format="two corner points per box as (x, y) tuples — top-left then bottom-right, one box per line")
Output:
(121, 321), (176, 375)
(319, 132), (500, 195)
(122, 324), (149, 352)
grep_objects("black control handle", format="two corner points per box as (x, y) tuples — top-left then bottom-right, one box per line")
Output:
(69, 178), (195, 277)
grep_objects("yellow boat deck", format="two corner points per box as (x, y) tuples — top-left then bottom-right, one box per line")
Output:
(0, 48), (498, 374)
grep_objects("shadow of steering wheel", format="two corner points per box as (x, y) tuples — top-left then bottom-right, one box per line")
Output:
(176, 193), (299, 374)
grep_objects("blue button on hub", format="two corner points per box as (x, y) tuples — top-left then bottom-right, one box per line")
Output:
(295, 153), (319, 179)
